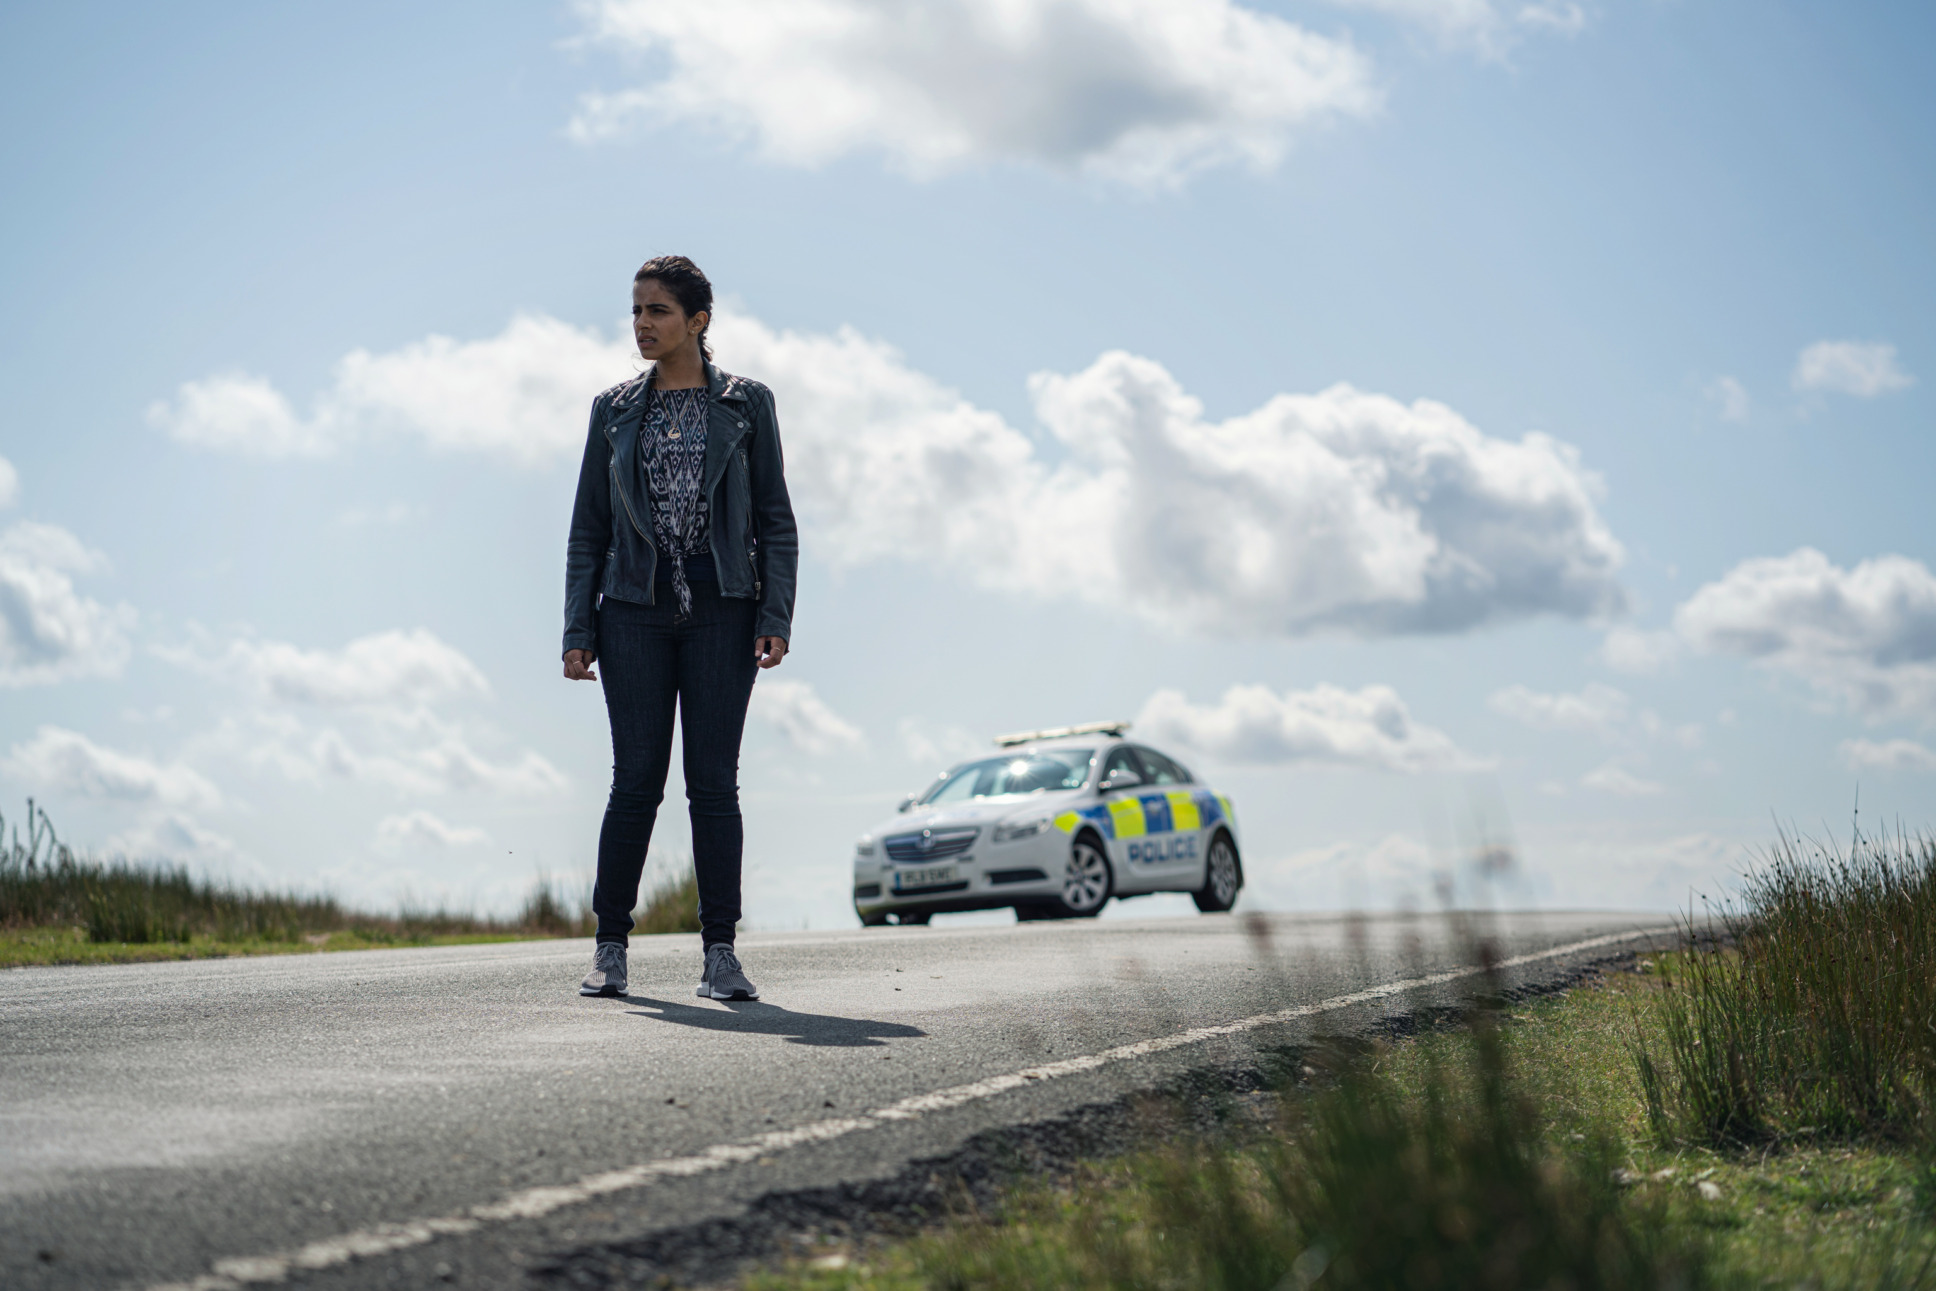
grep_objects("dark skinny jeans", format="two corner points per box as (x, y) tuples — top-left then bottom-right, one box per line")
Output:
(591, 584), (757, 948)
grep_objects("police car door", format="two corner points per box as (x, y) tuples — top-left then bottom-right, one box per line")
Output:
(1096, 746), (1155, 893)
(1125, 745), (1205, 889)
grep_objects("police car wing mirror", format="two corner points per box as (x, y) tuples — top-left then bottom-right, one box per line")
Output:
(896, 793), (916, 813)
(1100, 769), (1143, 792)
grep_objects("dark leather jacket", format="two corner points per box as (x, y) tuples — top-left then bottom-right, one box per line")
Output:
(563, 362), (798, 658)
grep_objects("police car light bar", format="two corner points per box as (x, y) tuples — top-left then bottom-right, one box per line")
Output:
(992, 721), (1132, 747)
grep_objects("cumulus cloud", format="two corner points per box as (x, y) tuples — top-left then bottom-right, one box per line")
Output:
(150, 315), (635, 465)
(374, 810), (492, 852)
(106, 812), (245, 867)
(1791, 340), (1914, 398)
(1492, 681), (1699, 751)
(1135, 682), (1485, 773)
(1580, 761), (1663, 797)
(166, 628), (566, 800)
(3, 726), (222, 809)
(0, 521), (134, 686)
(162, 308), (1626, 638)
(569, 0), (1378, 186)
(1489, 681), (1629, 734)
(1317, 0), (1584, 56)
(0, 455), (18, 509)
(726, 314), (1626, 636)
(1839, 738), (1936, 774)
(218, 629), (491, 708)
(210, 711), (569, 799)
(750, 679), (866, 754)
(1674, 548), (1936, 721)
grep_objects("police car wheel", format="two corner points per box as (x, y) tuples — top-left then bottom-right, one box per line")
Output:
(1192, 831), (1242, 913)
(858, 909), (889, 927)
(1048, 835), (1113, 919)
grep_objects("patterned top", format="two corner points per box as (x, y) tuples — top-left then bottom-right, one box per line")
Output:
(639, 385), (712, 619)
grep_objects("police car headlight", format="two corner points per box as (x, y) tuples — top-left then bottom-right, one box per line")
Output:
(855, 835), (876, 856)
(991, 816), (1050, 844)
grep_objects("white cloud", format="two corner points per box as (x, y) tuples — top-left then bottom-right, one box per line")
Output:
(570, 0), (1379, 187)
(1135, 682), (1485, 773)
(209, 711), (569, 799)
(0, 521), (135, 686)
(3, 726), (222, 809)
(750, 678), (866, 754)
(1674, 548), (1936, 721)
(723, 314), (1625, 637)
(1705, 375), (1750, 423)
(0, 456), (18, 509)
(374, 810), (492, 852)
(1318, 0), (1584, 55)
(169, 628), (566, 801)
(1791, 340), (1914, 398)
(218, 629), (491, 708)
(1489, 681), (1628, 734)
(1515, 2), (1586, 35)
(149, 372), (331, 456)
(150, 315), (636, 465)
(105, 812), (245, 868)
(1838, 737), (1936, 774)
(1580, 761), (1663, 797)
(163, 308), (1626, 638)
(1598, 625), (1680, 675)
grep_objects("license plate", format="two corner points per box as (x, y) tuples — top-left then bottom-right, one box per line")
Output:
(893, 864), (958, 891)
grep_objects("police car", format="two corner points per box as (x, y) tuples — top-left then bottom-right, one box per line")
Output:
(851, 722), (1243, 926)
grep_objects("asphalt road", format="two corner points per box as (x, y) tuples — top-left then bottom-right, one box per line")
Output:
(1, 911), (1670, 1290)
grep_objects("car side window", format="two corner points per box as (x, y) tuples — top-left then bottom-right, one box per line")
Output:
(1100, 747), (1141, 789)
(1131, 746), (1186, 785)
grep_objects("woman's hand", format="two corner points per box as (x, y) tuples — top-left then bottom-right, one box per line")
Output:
(755, 637), (788, 670)
(563, 649), (598, 681)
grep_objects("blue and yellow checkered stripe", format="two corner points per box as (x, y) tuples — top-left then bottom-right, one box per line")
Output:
(1054, 790), (1233, 841)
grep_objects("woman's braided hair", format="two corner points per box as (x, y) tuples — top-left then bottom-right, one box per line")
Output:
(634, 255), (714, 362)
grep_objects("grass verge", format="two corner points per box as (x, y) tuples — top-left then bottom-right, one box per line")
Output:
(1, 800), (703, 967)
(0, 924), (540, 967)
(751, 967), (1936, 1290)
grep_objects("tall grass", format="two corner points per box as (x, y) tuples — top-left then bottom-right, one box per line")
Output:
(634, 868), (701, 935)
(1634, 827), (1936, 1146)
(1, 800), (701, 946)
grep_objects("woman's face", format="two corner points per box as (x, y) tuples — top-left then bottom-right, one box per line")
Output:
(632, 278), (707, 362)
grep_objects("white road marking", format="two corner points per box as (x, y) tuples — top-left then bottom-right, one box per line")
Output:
(148, 927), (1658, 1290)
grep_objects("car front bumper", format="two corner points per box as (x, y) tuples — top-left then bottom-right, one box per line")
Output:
(852, 830), (1066, 915)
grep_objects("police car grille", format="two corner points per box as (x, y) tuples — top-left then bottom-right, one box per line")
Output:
(883, 828), (979, 863)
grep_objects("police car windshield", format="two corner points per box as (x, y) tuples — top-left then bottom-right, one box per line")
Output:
(919, 749), (1093, 805)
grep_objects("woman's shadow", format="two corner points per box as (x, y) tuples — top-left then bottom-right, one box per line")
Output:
(620, 996), (926, 1048)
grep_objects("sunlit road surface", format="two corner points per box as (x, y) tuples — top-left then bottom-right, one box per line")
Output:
(1, 911), (1670, 1290)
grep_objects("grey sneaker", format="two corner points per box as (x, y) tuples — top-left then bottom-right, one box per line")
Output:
(580, 942), (627, 996)
(697, 944), (758, 1001)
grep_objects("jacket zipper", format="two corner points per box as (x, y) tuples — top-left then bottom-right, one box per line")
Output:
(607, 450), (653, 546)
(740, 447), (761, 596)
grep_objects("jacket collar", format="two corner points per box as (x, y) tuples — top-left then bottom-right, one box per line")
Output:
(613, 361), (748, 409)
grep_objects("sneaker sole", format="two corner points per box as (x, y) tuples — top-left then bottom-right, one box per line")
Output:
(580, 983), (624, 997)
(698, 984), (758, 1001)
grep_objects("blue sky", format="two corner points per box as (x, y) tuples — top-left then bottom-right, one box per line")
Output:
(2, 0), (1931, 927)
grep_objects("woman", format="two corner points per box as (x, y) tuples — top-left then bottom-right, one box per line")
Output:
(563, 255), (797, 1002)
